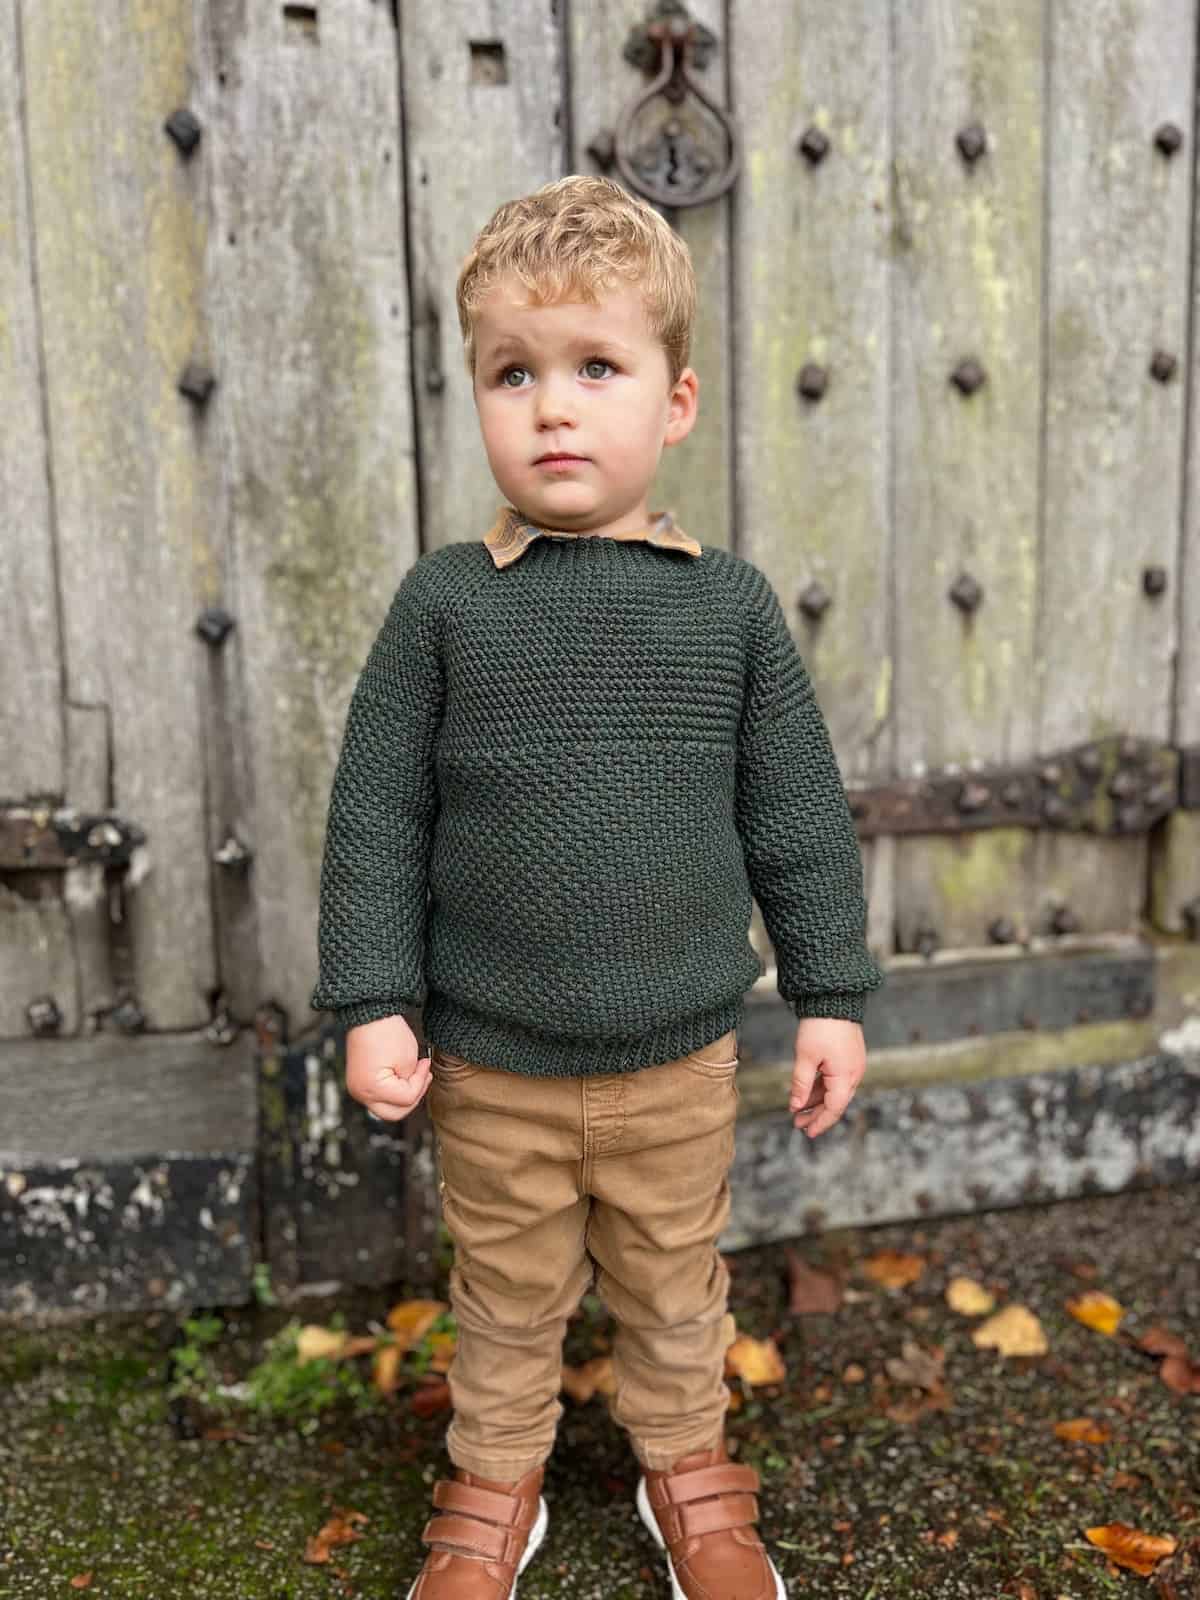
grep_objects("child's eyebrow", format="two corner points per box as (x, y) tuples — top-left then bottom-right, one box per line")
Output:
(484, 334), (635, 360)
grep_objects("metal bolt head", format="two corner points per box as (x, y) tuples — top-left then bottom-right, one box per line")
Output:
(798, 579), (832, 620)
(1154, 121), (1183, 157)
(1075, 745), (1103, 778)
(196, 606), (235, 646)
(988, 915), (1017, 944)
(914, 923), (941, 959)
(949, 571), (983, 613)
(1042, 794), (1069, 824)
(164, 107), (202, 157)
(1142, 564), (1168, 596)
(178, 360), (216, 405)
(1000, 779), (1025, 807)
(112, 997), (147, 1034)
(956, 122), (987, 165)
(587, 129), (616, 170)
(955, 780), (990, 813)
(798, 125), (830, 165)
(796, 363), (828, 401)
(950, 358), (986, 396)
(1049, 904), (1079, 935)
(1149, 349), (1177, 383)
(214, 834), (253, 871)
(27, 994), (63, 1037)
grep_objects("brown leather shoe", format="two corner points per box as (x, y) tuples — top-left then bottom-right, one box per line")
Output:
(405, 1463), (548, 1599)
(637, 1439), (786, 1598)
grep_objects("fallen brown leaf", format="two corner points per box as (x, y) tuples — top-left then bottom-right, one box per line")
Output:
(784, 1246), (843, 1314)
(860, 1249), (925, 1290)
(971, 1304), (1048, 1357)
(373, 1342), (402, 1396)
(1084, 1521), (1177, 1577)
(1053, 1418), (1112, 1445)
(303, 1508), (369, 1565)
(68, 1577), (93, 1590)
(410, 1378), (451, 1418)
(386, 1299), (448, 1353)
(1065, 1290), (1124, 1336)
(561, 1356), (617, 1404)
(724, 1335), (786, 1386)
(945, 1275), (995, 1316)
(885, 1337), (945, 1391)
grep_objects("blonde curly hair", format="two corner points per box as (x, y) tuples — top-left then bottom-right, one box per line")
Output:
(456, 175), (697, 387)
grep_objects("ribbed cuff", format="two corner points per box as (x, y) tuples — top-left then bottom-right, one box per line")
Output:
(787, 990), (867, 1023)
(334, 998), (416, 1032)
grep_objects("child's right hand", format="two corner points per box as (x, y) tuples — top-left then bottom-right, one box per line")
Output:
(344, 1014), (431, 1122)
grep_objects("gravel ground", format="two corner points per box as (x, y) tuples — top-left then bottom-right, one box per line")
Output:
(1, 1179), (1198, 1599)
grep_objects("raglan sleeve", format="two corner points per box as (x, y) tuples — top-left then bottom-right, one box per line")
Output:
(733, 571), (885, 1023)
(309, 562), (446, 1032)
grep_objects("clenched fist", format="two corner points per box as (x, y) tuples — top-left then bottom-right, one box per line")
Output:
(345, 1013), (431, 1122)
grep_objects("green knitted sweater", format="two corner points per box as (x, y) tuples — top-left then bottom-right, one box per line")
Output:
(310, 533), (885, 1076)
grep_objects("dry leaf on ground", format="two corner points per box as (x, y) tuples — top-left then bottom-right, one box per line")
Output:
(386, 1299), (447, 1353)
(860, 1249), (925, 1290)
(885, 1338), (945, 1391)
(971, 1304), (1047, 1357)
(725, 1335), (786, 1386)
(561, 1356), (617, 1404)
(303, 1508), (369, 1565)
(945, 1275), (995, 1315)
(410, 1378), (451, 1418)
(1084, 1521), (1177, 1577)
(784, 1246), (844, 1314)
(1065, 1289), (1125, 1336)
(1133, 1324), (1200, 1396)
(1053, 1418), (1112, 1445)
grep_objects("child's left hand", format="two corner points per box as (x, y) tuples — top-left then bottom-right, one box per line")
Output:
(788, 1018), (867, 1138)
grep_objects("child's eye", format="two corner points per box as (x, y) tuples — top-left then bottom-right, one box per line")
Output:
(496, 356), (616, 388)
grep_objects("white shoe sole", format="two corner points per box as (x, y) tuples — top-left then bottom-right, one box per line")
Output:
(405, 1495), (549, 1600)
(636, 1476), (788, 1599)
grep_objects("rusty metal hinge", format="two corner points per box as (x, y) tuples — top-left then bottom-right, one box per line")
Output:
(0, 804), (145, 870)
(847, 736), (1196, 838)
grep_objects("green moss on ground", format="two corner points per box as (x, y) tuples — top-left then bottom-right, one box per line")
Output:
(1, 1181), (1198, 1597)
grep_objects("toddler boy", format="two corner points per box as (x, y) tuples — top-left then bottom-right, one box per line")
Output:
(311, 174), (885, 1600)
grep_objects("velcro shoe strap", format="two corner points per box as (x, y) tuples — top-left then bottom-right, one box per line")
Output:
(420, 1512), (510, 1562)
(432, 1479), (537, 1530)
(661, 1463), (761, 1505)
(678, 1492), (759, 1540)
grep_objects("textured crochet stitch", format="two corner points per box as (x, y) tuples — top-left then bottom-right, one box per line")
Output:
(310, 530), (884, 1077)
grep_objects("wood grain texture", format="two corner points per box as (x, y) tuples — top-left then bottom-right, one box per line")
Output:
(567, 0), (733, 547)
(198, 0), (418, 1032)
(401, 0), (563, 549)
(1034, 0), (1196, 937)
(17, 1), (215, 1027)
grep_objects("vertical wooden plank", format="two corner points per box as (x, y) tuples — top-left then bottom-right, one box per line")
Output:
(199, 2), (418, 1032)
(729, 1), (893, 972)
(567, 0), (732, 546)
(19, 1), (216, 1028)
(0, 7), (59, 805)
(1038, 0), (1195, 936)
(0, 8), (82, 1037)
(891, 0), (1045, 954)
(1153, 15), (1200, 940)
(401, 1), (562, 550)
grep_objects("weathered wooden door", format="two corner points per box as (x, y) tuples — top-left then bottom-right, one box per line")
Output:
(3, 0), (1198, 1313)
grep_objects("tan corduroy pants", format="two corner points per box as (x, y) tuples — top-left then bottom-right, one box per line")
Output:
(426, 1026), (741, 1479)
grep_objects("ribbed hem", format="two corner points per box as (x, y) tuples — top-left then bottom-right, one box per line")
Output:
(787, 990), (869, 1023)
(421, 990), (747, 1078)
(333, 998), (417, 1031)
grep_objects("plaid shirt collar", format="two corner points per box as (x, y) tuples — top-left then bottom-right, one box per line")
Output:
(483, 503), (701, 569)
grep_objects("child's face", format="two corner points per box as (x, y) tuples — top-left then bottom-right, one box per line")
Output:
(471, 271), (698, 536)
